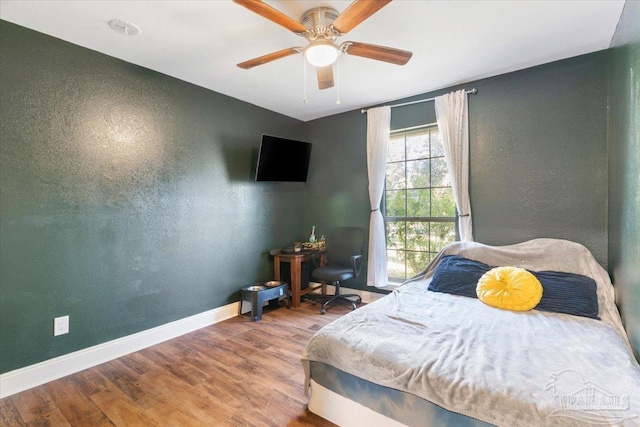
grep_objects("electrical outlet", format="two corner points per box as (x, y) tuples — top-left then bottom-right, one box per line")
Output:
(53, 315), (69, 336)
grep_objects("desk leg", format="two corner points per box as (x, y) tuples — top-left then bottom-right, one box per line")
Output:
(291, 258), (301, 308)
(274, 256), (281, 281)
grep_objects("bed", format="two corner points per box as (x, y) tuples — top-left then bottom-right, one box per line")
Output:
(301, 239), (640, 426)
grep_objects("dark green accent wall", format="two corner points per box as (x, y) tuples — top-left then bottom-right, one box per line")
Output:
(304, 110), (370, 290)
(0, 20), (307, 373)
(306, 51), (610, 293)
(470, 53), (609, 260)
(608, 0), (640, 359)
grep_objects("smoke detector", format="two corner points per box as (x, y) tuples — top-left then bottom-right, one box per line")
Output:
(108, 19), (141, 36)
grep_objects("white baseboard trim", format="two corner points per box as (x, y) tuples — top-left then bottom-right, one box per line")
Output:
(1, 287), (385, 399)
(0, 302), (240, 399)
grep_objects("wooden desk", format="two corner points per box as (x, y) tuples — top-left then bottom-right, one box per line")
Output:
(273, 252), (325, 308)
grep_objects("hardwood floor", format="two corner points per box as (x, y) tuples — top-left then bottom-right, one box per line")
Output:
(0, 300), (354, 426)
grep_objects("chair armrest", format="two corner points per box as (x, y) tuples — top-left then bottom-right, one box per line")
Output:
(309, 250), (327, 269)
(351, 255), (363, 278)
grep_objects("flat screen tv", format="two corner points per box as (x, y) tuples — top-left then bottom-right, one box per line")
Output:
(255, 135), (312, 182)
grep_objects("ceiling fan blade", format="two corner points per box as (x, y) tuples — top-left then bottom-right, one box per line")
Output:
(233, 0), (307, 34)
(342, 41), (412, 65)
(332, 0), (392, 34)
(237, 47), (301, 69)
(316, 66), (334, 90)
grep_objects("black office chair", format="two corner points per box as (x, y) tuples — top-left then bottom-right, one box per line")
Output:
(310, 227), (364, 314)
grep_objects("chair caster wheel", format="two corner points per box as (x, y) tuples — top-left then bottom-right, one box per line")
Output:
(320, 309), (326, 314)
(311, 300), (317, 305)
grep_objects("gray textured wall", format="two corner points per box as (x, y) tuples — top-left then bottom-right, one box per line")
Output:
(608, 0), (640, 359)
(306, 51), (610, 292)
(0, 20), (306, 373)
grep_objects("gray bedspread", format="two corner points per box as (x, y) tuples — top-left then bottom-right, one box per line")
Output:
(302, 239), (640, 426)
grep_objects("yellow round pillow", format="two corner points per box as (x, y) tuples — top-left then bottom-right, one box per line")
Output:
(476, 266), (543, 311)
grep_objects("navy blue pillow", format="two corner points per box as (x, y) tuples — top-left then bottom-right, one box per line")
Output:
(428, 255), (489, 298)
(428, 255), (600, 320)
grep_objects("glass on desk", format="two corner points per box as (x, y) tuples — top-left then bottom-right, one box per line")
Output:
(294, 242), (302, 252)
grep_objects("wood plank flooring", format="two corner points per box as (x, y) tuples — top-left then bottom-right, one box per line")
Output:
(0, 300), (354, 426)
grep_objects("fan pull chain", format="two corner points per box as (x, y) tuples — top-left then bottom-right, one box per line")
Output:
(336, 56), (341, 105)
(303, 56), (308, 104)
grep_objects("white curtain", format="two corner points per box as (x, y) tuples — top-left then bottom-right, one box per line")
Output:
(435, 90), (474, 241)
(366, 106), (391, 287)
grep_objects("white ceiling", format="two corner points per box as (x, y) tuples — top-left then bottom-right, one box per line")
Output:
(0, 1), (625, 122)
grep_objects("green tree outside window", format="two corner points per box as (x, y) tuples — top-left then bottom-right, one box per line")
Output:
(384, 127), (456, 282)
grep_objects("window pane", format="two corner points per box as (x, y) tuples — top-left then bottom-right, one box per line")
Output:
(386, 162), (405, 190)
(431, 222), (456, 252)
(431, 157), (449, 187)
(385, 190), (406, 216)
(388, 134), (405, 162)
(386, 221), (405, 249)
(430, 130), (444, 157)
(406, 131), (429, 160)
(427, 252), (437, 264)
(387, 250), (406, 280)
(406, 251), (429, 278)
(406, 189), (430, 217)
(431, 187), (456, 217)
(406, 159), (429, 188)
(406, 221), (429, 251)
(385, 125), (457, 285)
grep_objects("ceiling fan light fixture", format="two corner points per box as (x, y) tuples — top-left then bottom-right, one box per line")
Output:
(304, 40), (339, 67)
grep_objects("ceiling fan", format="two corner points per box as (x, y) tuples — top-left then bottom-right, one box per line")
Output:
(233, 0), (413, 91)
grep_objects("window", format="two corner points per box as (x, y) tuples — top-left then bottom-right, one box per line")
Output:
(384, 126), (456, 283)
